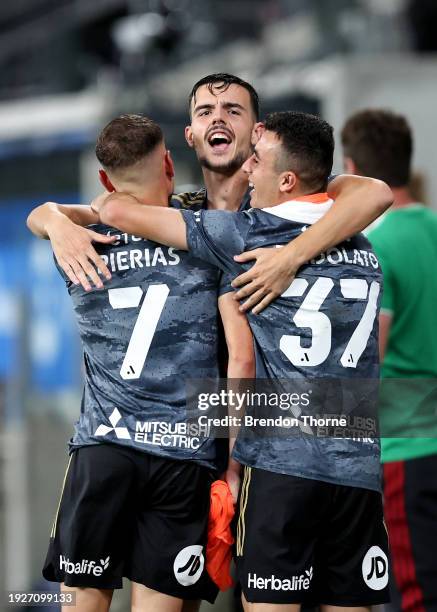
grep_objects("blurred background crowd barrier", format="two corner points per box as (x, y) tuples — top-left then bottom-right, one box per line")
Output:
(1, 0), (437, 609)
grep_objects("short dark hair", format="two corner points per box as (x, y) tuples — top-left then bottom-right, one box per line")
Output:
(264, 111), (334, 192)
(341, 109), (412, 187)
(95, 114), (163, 171)
(189, 73), (260, 120)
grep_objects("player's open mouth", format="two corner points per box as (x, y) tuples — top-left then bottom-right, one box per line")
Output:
(207, 130), (232, 153)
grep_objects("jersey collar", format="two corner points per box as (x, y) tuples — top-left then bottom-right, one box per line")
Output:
(261, 193), (333, 225)
(239, 188), (252, 211)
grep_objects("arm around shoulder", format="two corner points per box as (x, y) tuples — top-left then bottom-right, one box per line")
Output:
(26, 201), (114, 290)
(230, 174), (393, 314)
(328, 174), (393, 225)
(275, 174), (393, 275)
(99, 193), (188, 250)
(27, 202), (98, 239)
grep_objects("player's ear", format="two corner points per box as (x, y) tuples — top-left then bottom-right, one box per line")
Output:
(279, 171), (297, 194)
(343, 157), (359, 175)
(99, 169), (115, 192)
(185, 125), (194, 148)
(251, 122), (264, 145)
(164, 150), (175, 179)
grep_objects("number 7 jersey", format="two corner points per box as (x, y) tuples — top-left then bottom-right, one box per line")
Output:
(182, 196), (383, 491)
(55, 219), (228, 471)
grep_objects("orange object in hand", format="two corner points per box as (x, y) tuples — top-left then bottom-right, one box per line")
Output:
(206, 480), (235, 591)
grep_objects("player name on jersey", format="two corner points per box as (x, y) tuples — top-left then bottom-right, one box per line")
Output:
(311, 246), (379, 268)
(100, 245), (180, 273)
(96, 232), (181, 272)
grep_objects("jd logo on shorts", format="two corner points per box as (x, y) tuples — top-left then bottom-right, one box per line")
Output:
(60, 555), (110, 577)
(362, 546), (388, 590)
(173, 545), (204, 586)
(94, 408), (131, 440)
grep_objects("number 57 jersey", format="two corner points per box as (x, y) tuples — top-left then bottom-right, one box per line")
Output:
(56, 223), (226, 471)
(182, 196), (383, 491)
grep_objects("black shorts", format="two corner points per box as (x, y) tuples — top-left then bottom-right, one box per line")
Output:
(43, 444), (218, 602)
(384, 454), (437, 611)
(235, 466), (390, 606)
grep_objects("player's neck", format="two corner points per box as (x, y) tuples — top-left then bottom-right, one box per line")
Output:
(202, 168), (248, 211)
(390, 187), (417, 210)
(116, 181), (169, 207)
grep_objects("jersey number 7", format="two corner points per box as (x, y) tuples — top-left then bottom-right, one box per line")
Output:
(108, 284), (169, 380)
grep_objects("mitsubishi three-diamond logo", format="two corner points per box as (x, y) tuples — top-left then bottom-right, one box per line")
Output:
(94, 408), (131, 440)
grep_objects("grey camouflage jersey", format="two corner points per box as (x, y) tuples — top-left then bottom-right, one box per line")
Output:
(56, 197), (229, 471)
(173, 187), (251, 212)
(182, 197), (383, 491)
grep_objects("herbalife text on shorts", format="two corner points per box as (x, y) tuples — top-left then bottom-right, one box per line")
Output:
(59, 555), (110, 577)
(197, 389), (311, 412)
(248, 568), (313, 591)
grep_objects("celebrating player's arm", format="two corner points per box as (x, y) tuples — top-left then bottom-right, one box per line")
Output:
(218, 292), (255, 503)
(94, 192), (189, 249)
(94, 176), (393, 268)
(96, 176), (393, 309)
(27, 171), (392, 303)
(26, 197), (115, 291)
(232, 174), (393, 313)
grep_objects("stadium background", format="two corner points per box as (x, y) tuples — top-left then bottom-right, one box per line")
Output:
(1, 0), (436, 610)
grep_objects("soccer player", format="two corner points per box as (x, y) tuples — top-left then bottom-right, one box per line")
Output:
(91, 111), (390, 611)
(342, 109), (437, 612)
(32, 74), (392, 304)
(28, 72), (391, 558)
(27, 115), (255, 612)
(183, 73), (392, 312)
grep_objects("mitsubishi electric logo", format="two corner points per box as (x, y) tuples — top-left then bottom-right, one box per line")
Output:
(60, 555), (110, 577)
(362, 546), (388, 590)
(248, 567), (313, 591)
(173, 545), (204, 586)
(94, 408), (131, 439)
